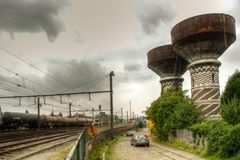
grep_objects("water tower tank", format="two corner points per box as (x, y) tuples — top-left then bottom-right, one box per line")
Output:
(171, 13), (236, 117)
(148, 44), (189, 94)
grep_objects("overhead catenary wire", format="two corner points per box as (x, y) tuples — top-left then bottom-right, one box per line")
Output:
(0, 46), (110, 95)
(0, 78), (44, 95)
(0, 46), (73, 90)
(0, 65), (57, 93)
(0, 87), (30, 96)
(64, 74), (109, 92)
(0, 48), (112, 112)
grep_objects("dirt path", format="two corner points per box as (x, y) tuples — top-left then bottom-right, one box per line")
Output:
(110, 136), (204, 160)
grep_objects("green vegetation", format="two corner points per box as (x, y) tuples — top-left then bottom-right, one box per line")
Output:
(191, 121), (240, 158)
(221, 70), (240, 125)
(221, 70), (240, 104)
(89, 139), (111, 160)
(146, 71), (240, 159)
(189, 70), (240, 159)
(88, 135), (120, 160)
(146, 91), (201, 140)
(151, 136), (203, 156)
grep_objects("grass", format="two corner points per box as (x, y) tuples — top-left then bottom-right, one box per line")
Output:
(151, 136), (217, 159)
(48, 142), (74, 160)
(105, 135), (122, 160)
(89, 139), (110, 160)
(89, 134), (122, 160)
(152, 136), (240, 160)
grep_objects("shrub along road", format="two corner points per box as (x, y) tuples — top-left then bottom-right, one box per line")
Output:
(109, 136), (204, 160)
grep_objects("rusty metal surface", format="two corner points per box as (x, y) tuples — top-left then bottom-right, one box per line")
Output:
(171, 13), (236, 45)
(147, 45), (189, 77)
(147, 45), (176, 64)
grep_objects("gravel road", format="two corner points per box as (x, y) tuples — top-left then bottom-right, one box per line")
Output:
(110, 136), (204, 160)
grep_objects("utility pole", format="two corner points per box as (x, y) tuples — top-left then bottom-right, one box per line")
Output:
(121, 108), (123, 123)
(37, 97), (40, 128)
(110, 71), (114, 140)
(69, 102), (72, 117)
(92, 108), (94, 117)
(127, 111), (128, 124)
(130, 101), (131, 120)
(99, 105), (101, 126)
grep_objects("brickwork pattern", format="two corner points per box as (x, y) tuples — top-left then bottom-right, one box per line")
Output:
(189, 62), (220, 116)
(160, 78), (183, 94)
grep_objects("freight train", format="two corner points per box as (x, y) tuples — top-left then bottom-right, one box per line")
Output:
(0, 111), (94, 130)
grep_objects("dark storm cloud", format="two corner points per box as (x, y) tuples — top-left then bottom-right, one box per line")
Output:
(116, 69), (154, 84)
(43, 59), (108, 92)
(124, 62), (142, 72)
(136, 2), (176, 35)
(0, 0), (69, 41)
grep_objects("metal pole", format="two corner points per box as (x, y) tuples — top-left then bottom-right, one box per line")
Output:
(110, 71), (114, 140)
(127, 111), (128, 124)
(69, 102), (72, 117)
(130, 101), (131, 120)
(99, 105), (101, 126)
(37, 97), (40, 128)
(121, 108), (123, 123)
(92, 108), (94, 117)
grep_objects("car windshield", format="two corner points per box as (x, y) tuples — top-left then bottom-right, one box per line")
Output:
(135, 136), (148, 140)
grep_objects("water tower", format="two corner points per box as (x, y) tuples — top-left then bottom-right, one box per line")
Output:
(171, 13), (236, 117)
(148, 45), (189, 94)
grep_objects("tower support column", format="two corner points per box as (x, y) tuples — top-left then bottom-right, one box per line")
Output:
(188, 59), (221, 118)
(160, 76), (183, 95)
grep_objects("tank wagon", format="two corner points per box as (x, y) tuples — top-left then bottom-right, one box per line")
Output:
(0, 111), (94, 130)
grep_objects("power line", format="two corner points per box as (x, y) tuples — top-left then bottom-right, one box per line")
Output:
(0, 87), (30, 96)
(0, 78), (44, 95)
(85, 75), (109, 91)
(0, 46), (72, 90)
(64, 74), (109, 92)
(0, 65), (57, 93)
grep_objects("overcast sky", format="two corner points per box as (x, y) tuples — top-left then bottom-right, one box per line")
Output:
(0, 0), (239, 117)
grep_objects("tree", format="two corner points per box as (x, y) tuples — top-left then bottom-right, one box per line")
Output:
(221, 98), (240, 125)
(146, 91), (201, 140)
(221, 70), (240, 125)
(221, 70), (240, 104)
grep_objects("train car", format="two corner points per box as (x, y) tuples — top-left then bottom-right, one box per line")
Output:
(40, 115), (66, 128)
(1, 112), (38, 130)
(78, 117), (94, 126)
(0, 111), (94, 131)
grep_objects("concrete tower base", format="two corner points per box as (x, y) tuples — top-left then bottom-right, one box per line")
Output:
(160, 77), (183, 95)
(188, 59), (221, 117)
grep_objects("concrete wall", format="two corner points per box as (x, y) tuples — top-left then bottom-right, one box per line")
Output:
(168, 129), (207, 149)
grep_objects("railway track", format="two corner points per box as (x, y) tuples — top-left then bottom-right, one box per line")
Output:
(0, 128), (83, 159)
(0, 128), (76, 143)
(150, 143), (196, 160)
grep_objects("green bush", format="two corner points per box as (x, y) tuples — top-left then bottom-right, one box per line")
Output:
(191, 121), (240, 158)
(220, 70), (240, 125)
(221, 98), (240, 125)
(221, 70), (240, 104)
(147, 91), (201, 140)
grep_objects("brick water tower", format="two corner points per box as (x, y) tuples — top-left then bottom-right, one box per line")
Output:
(171, 13), (236, 117)
(148, 45), (189, 95)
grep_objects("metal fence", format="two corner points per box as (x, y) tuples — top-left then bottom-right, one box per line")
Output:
(65, 129), (87, 160)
